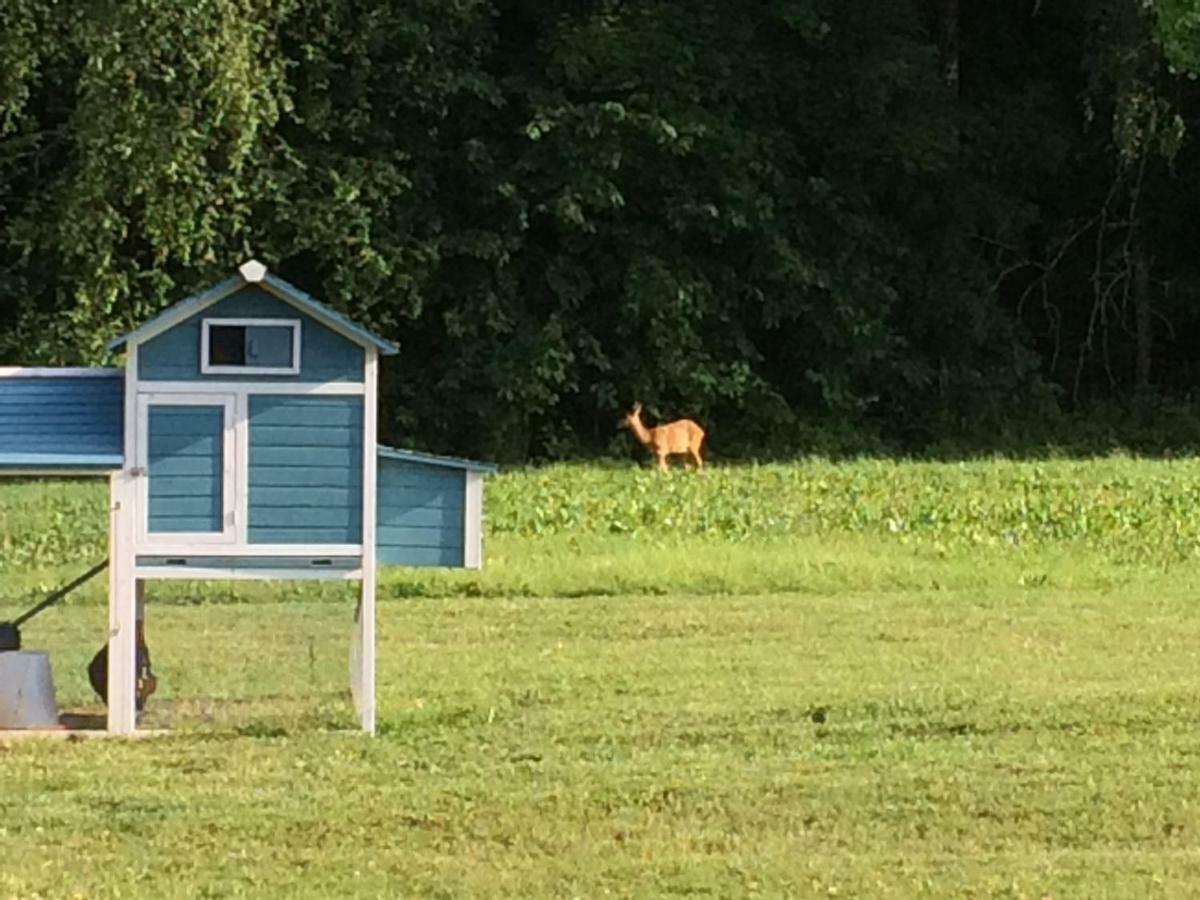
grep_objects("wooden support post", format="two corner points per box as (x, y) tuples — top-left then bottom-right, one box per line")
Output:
(107, 473), (137, 735)
(109, 337), (139, 736)
(354, 574), (377, 734)
(354, 348), (379, 735)
(464, 471), (483, 570)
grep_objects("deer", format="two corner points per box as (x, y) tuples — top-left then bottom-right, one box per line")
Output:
(619, 403), (706, 472)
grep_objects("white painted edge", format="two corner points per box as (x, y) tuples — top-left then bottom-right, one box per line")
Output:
(464, 471), (483, 570)
(125, 342), (138, 477)
(233, 391), (249, 545)
(202, 317), (299, 328)
(120, 279), (246, 350)
(135, 381), (364, 396)
(132, 543), (364, 557)
(358, 348), (378, 735)
(135, 567), (363, 582)
(362, 349), (378, 570)
(239, 259), (267, 283)
(0, 367), (123, 378)
(110, 342), (141, 733)
(106, 474), (118, 730)
(256, 279), (393, 357)
(135, 393), (237, 547)
(200, 317), (302, 376)
(200, 366), (303, 377)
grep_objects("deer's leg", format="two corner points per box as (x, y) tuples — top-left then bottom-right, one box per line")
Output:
(657, 451), (669, 473)
(691, 448), (704, 470)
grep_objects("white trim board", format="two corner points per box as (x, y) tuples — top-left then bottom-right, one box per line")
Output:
(135, 381), (364, 396)
(135, 566), (363, 582)
(357, 347), (379, 735)
(232, 391), (250, 545)
(108, 343), (139, 735)
(132, 543), (364, 557)
(200, 317), (302, 376)
(463, 471), (483, 569)
(361, 349), (378, 566)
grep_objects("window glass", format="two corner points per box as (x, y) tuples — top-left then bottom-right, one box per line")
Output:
(208, 325), (246, 366)
(245, 325), (295, 368)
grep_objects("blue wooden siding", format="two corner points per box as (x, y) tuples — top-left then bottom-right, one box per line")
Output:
(377, 456), (466, 567)
(147, 405), (224, 533)
(247, 395), (363, 544)
(138, 287), (364, 383)
(0, 374), (124, 468)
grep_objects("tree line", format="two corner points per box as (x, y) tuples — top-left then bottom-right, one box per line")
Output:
(2, 1), (1200, 461)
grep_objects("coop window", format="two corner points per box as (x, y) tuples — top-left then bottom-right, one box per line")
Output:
(201, 319), (301, 375)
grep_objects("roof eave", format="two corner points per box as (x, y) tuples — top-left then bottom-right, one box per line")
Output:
(377, 445), (497, 474)
(106, 274), (245, 352)
(260, 274), (399, 356)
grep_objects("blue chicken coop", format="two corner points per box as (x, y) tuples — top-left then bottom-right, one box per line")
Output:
(0, 260), (494, 734)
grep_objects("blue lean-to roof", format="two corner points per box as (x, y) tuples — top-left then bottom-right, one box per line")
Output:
(107, 260), (399, 356)
(377, 445), (497, 473)
(0, 369), (124, 470)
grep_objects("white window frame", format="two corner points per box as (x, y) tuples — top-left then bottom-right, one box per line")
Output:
(200, 318), (302, 376)
(136, 393), (238, 546)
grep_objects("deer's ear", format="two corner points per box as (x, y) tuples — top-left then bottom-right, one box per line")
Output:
(633, 402), (642, 414)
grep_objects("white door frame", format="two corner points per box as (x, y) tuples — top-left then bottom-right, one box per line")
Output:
(136, 393), (237, 546)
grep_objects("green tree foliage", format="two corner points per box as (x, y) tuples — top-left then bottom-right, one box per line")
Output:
(1, 0), (1199, 460)
(1, 0), (292, 359)
(1157, 0), (1200, 73)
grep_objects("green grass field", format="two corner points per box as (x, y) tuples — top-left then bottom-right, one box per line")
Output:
(3, 459), (1200, 898)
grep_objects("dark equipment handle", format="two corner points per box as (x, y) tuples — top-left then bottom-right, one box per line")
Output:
(11, 560), (109, 627)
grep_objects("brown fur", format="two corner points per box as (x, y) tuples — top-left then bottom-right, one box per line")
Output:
(619, 403), (706, 472)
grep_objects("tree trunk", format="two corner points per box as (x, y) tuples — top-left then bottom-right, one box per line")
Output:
(1134, 243), (1152, 390)
(939, 0), (960, 95)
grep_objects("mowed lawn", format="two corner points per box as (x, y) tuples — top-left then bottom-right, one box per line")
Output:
(5, 584), (1200, 898)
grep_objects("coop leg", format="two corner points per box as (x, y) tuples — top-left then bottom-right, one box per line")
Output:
(107, 474), (137, 735)
(352, 570), (377, 735)
(355, 347), (378, 735)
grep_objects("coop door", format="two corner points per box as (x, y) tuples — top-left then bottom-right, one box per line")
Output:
(137, 394), (236, 544)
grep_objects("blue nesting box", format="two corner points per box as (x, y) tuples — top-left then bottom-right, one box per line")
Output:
(0, 260), (495, 735)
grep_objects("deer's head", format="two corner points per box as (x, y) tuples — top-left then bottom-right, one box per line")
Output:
(617, 403), (643, 431)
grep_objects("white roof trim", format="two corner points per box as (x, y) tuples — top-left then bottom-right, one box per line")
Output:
(254, 280), (396, 355)
(107, 275), (246, 351)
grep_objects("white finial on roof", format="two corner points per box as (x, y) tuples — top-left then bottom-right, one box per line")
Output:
(239, 259), (267, 283)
